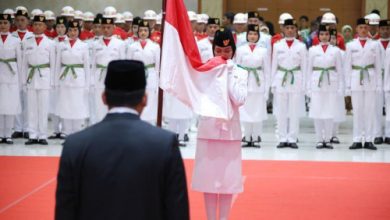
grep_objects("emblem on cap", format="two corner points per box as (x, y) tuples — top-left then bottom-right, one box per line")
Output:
(59, 18), (64, 23)
(4, 14), (9, 19)
(215, 19), (218, 24)
(143, 21), (148, 26)
(73, 21), (78, 26)
(223, 39), (230, 46)
(254, 26), (259, 31)
(99, 18), (102, 23)
(365, 19), (369, 24)
(220, 27), (225, 32)
(108, 19), (112, 24)
(39, 16), (44, 22)
(254, 12), (258, 17)
(293, 20), (297, 25)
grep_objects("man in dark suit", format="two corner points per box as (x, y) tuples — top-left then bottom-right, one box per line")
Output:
(55, 60), (189, 220)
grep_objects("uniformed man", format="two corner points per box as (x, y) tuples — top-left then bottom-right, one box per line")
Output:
(345, 18), (382, 150)
(365, 13), (381, 40)
(384, 25), (390, 144)
(79, 12), (95, 41)
(197, 18), (220, 63)
(44, 11), (57, 39)
(271, 18), (307, 148)
(60, 6), (74, 23)
(12, 9), (33, 139)
(0, 13), (22, 144)
(233, 13), (248, 47)
(311, 12), (346, 50)
(21, 15), (56, 145)
(374, 19), (390, 144)
(90, 16), (125, 124)
(195, 14), (208, 41)
(126, 20), (160, 125)
(122, 11), (133, 34)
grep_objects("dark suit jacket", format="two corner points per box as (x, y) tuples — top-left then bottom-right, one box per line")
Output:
(55, 113), (189, 220)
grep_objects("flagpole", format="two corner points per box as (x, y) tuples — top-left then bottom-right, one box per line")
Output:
(157, 0), (167, 127)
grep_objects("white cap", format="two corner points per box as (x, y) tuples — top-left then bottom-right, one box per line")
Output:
(260, 25), (269, 33)
(15, 6), (28, 14)
(103, 6), (117, 18)
(44, 10), (55, 21)
(143, 10), (157, 20)
(278, 13), (293, 24)
(321, 12), (337, 24)
(197, 13), (208, 24)
(122, 11), (133, 21)
(115, 13), (125, 24)
(61, 6), (75, 17)
(233, 13), (247, 24)
(188, 11), (197, 21)
(83, 12), (95, 21)
(74, 10), (83, 20)
(156, 13), (162, 25)
(3, 9), (15, 18)
(30, 9), (43, 19)
(365, 13), (380, 25)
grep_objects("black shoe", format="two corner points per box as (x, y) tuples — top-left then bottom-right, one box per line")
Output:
(374, 137), (384, 145)
(253, 136), (261, 143)
(385, 137), (390, 145)
(289, 143), (299, 149)
(349, 142), (363, 150)
(23, 132), (29, 139)
(330, 137), (340, 144)
(4, 138), (13, 144)
(242, 142), (254, 148)
(184, 134), (189, 142)
(277, 142), (289, 148)
(38, 139), (48, 145)
(12, 131), (23, 139)
(48, 133), (60, 139)
(242, 136), (251, 143)
(363, 142), (377, 150)
(252, 142), (261, 148)
(316, 142), (325, 149)
(59, 133), (66, 140)
(324, 142), (334, 149)
(25, 139), (39, 145)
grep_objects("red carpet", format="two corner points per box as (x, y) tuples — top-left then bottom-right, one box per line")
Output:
(1, 156), (390, 220)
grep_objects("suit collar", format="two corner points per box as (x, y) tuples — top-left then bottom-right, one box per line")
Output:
(102, 112), (140, 121)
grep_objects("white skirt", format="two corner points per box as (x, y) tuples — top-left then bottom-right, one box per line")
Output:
(141, 88), (158, 123)
(49, 87), (58, 115)
(309, 92), (338, 119)
(0, 84), (21, 115)
(192, 139), (243, 194)
(56, 87), (89, 119)
(163, 94), (193, 120)
(240, 92), (268, 122)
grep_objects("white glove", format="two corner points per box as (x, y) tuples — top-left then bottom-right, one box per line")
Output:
(345, 88), (352, 96)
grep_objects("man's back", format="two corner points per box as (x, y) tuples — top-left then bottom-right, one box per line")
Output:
(55, 113), (189, 220)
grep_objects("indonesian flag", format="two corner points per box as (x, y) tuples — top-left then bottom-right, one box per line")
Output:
(160, 0), (234, 119)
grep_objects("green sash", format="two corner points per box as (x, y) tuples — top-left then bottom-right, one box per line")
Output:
(238, 65), (262, 86)
(27, 63), (50, 84)
(312, 66), (336, 87)
(0, 58), (17, 75)
(96, 64), (107, 81)
(277, 66), (301, 86)
(60, 64), (84, 80)
(352, 64), (374, 85)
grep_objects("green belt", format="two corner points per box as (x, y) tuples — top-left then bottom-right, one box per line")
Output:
(144, 63), (155, 78)
(0, 58), (17, 75)
(60, 64), (84, 80)
(352, 64), (374, 85)
(238, 65), (262, 86)
(382, 68), (385, 80)
(277, 66), (301, 86)
(27, 63), (50, 84)
(312, 66), (336, 88)
(96, 64), (107, 81)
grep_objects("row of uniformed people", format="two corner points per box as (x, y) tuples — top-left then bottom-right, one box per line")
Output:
(198, 15), (390, 150)
(0, 11), (161, 145)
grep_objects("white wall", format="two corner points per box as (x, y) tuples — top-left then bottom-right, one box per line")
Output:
(0, 0), (197, 17)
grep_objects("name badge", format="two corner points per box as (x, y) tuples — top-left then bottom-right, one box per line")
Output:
(351, 49), (359, 53)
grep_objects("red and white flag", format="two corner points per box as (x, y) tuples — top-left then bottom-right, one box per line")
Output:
(160, 0), (234, 119)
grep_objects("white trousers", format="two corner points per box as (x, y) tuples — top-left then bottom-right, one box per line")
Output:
(374, 92), (384, 137)
(50, 114), (62, 134)
(332, 122), (339, 137)
(27, 90), (49, 139)
(0, 115), (14, 138)
(243, 122), (263, 141)
(167, 119), (190, 140)
(314, 119), (333, 142)
(63, 119), (83, 136)
(14, 90), (28, 132)
(275, 93), (301, 143)
(386, 121), (390, 137)
(351, 91), (376, 142)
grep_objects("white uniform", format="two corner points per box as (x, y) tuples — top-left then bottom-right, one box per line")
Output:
(21, 35), (56, 140)
(375, 38), (389, 139)
(235, 32), (271, 51)
(0, 33), (22, 138)
(235, 44), (271, 141)
(192, 62), (248, 194)
(127, 39), (160, 124)
(307, 44), (343, 142)
(163, 94), (193, 140)
(271, 38), (307, 143)
(197, 37), (213, 63)
(12, 30), (34, 134)
(91, 37), (125, 124)
(344, 38), (382, 143)
(384, 46), (390, 135)
(55, 39), (90, 135)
